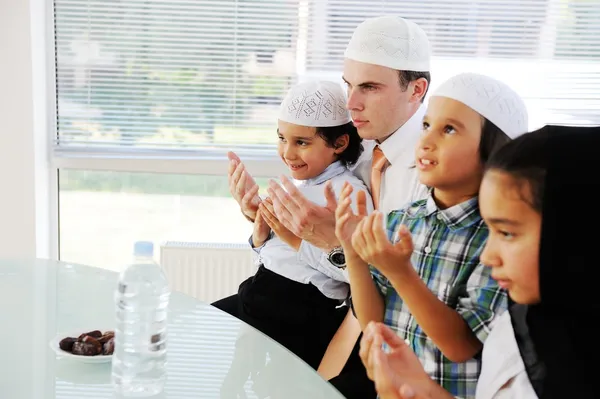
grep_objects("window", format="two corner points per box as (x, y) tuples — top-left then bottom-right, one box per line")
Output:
(59, 170), (274, 269)
(54, 0), (299, 151)
(303, 0), (600, 127)
(52, 0), (600, 267)
(54, 0), (600, 153)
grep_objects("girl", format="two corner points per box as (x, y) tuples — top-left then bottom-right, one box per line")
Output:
(212, 80), (374, 370)
(360, 124), (600, 399)
(334, 72), (529, 397)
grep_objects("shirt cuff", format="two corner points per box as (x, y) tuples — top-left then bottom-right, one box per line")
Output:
(248, 231), (273, 253)
(297, 240), (348, 283)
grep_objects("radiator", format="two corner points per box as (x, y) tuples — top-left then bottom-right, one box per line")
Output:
(159, 241), (257, 303)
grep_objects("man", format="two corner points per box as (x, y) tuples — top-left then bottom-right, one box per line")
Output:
(229, 16), (432, 399)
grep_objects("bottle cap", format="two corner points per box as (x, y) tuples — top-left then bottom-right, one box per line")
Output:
(133, 241), (154, 257)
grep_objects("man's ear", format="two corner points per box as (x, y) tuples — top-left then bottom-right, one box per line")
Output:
(411, 78), (428, 103)
(334, 134), (349, 154)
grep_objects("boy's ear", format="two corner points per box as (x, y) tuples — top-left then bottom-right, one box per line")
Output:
(334, 134), (349, 154)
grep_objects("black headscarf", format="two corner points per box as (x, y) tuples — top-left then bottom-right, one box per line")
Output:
(500, 125), (600, 398)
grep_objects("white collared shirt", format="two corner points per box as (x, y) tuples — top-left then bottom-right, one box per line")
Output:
(306, 105), (428, 284)
(475, 311), (538, 399)
(255, 161), (374, 300)
(351, 104), (428, 215)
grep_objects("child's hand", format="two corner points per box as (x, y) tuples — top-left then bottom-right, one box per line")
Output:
(260, 198), (302, 251)
(252, 208), (271, 248)
(241, 183), (262, 221)
(360, 322), (434, 399)
(335, 182), (368, 258)
(352, 212), (414, 279)
(228, 152), (261, 221)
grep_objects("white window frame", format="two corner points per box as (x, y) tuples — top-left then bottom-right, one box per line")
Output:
(52, 149), (285, 178)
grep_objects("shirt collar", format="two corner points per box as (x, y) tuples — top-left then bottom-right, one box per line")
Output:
(418, 192), (482, 231)
(295, 161), (346, 187)
(378, 104), (426, 168)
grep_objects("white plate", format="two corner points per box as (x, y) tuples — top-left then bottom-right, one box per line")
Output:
(49, 329), (114, 364)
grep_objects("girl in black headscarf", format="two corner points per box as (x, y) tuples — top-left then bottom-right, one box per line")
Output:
(357, 124), (600, 399)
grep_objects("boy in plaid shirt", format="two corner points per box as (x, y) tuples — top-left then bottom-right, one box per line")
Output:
(334, 73), (528, 398)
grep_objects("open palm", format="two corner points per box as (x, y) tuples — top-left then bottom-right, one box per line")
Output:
(364, 323), (433, 398)
(228, 151), (261, 220)
(335, 181), (369, 249)
(351, 213), (414, 275)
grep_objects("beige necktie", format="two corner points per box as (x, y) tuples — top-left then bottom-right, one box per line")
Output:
(371, 146), (389, 210)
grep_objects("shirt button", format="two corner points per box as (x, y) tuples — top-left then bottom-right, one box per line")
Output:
(437, 213), (443, 220)
(425, 247), (432, 254)
(405, 339), (411, 346)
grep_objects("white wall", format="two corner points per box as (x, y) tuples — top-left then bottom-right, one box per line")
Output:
(0, 0), (54, 259)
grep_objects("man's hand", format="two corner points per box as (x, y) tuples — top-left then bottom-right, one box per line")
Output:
(228, 151), (261, 222)
(260, 198), (302, 251)
(335, 181), (369, 257)
(267, 176), (339, 251)
(352, 212), (414, 280)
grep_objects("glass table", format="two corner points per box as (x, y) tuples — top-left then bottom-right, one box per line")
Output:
(0, 259), (345, 399)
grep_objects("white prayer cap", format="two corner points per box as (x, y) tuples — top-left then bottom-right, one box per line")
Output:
(344, 16), (431, 72)
(432, 72), (529, 139)
(278, 81), (351, 127)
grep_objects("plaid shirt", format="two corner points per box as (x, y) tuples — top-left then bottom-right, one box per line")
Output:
(371, 194), (507, 398)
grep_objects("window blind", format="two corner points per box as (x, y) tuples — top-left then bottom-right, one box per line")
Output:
(53, 0), (600, 152)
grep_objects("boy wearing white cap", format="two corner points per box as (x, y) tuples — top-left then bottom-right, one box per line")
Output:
(337, 72), (528, 397)
(213, 80), (374, 370)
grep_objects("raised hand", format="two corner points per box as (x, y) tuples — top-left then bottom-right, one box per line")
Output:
(360, 322), (437, 399)
(352, 212), (414, 279)
(228, 151), (261, 221)
(252, 208), (271, 248)
(335, 181), (369, 255)
(267, 177), (339, 251)
(260, 198), (301, 251)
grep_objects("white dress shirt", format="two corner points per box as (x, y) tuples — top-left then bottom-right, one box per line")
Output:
(351, 104), (428, 215)
(306, 105), (429, 283)
(255, 161), (374, 301)
(475, 311), (538, 399)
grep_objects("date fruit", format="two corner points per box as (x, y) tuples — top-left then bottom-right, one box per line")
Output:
(58, 330), (115, 356)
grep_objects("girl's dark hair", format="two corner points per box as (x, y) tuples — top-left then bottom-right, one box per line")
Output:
(485, 127), (550, 212)
(479, 118), (512, 164)
(316, 121), (363, 167)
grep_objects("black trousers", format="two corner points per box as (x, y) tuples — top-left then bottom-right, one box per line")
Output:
(328, 331), (377, 399)
(212, 265), (345, 370)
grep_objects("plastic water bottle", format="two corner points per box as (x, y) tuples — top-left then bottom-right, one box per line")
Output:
(112, 241), (171, 397)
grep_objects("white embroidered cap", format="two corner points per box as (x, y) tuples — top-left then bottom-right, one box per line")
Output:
(344, 16), (431, 72)
(432, 72), (529, 139)
(278, 81), (351, 127)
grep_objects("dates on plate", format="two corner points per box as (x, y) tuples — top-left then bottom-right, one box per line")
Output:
(58, 337), (76, 352)
(98, 331), (115, 345)
(58, 330), (115, 356)
(71, 341), (100, 356)
(103, 337), (115, 355)
(78, 330), (102, 340)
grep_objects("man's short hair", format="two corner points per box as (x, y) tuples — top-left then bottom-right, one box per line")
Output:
(398, 70), (431, 103)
